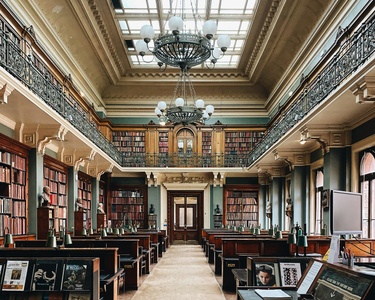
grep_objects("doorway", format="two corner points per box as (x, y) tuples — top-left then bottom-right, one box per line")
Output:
(167, 191), (203, 244)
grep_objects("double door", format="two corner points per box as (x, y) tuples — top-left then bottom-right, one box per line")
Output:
(168, 191), (203, 243)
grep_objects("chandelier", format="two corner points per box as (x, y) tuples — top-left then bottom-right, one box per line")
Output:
(135, 0), (231, 125)
(155, 66), (214, 126)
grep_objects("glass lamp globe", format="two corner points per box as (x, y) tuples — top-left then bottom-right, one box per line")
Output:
(140, 25), (154, 42)
(155, 107), (162, 116)
(135, 40), (149, 55)
(195, 99), (205, 109)
(203, 20), (217, 39)
(169, 16), (184, 33)
(217, 34), (231, 52)
(175, 97), (184, 107)
(212, 47), (223, 59)
(157, 101), (167, 111)
(202, 111), (209, 120)
(206, 104), (214, 115)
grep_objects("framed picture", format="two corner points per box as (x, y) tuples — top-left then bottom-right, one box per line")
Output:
(279, 262), (302, 287)
(254, 263), (280, 287)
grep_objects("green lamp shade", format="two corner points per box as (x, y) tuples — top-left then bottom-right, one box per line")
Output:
(275, 230), (283, 239)
(46, 236), (57, 248)
(287, 233), (296, 244)
(297, 235), (308, 247)
(64, 233), (72, 245)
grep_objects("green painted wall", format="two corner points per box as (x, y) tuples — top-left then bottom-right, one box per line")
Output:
(148, 185), (161, 229)
(291, 166), (310, 232)
(210, 185), (223, 228)
(270, 177), (285, 229)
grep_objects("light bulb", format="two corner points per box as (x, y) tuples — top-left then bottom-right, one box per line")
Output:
(169, 16), (183, 33)
(175, 98), (184, 107)
(157, 101), (167, 111)
(140, 25), (154, 42)
(195, 99), (205, 109)
(217, 34), (231, 52)
(203, 20), (217, 39)
(206, 104), (214, 115)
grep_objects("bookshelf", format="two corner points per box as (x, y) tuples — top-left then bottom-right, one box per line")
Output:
(224, 185), (259, 227)
(224, 131), (263, 154)
(0, 134), (29, 237)
(202, 131), (212, 155)
(110, 185), (147, 229)
(148, 214), (157, 230)
(213, 214), (222, 229)
(77, 171), (92, 222)
(158, 131), (169, 155)
(43, 156), (68, 231)
(112, 130), (146, 166)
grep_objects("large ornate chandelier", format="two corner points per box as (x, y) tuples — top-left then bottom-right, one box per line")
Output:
(135, 0), (231, 125)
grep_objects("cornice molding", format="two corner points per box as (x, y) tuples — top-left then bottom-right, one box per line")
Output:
(87, 0), (126, 76)
(245, 0), (281, 76)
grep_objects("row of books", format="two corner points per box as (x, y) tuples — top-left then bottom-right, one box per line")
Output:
(111, 204), (143, 213)
(77, 181), (91, 192)
(0, 215), (26, 236)
(110, 212), (145, 221)
(12, 200), (26, 217)
(111, 190), (143, 197)
(0, 259), (91, 293)
(226, 205), (258, 213)
(227, 197), (258, 205)
(225, 131), (263, 138)
(43, 181), (67, 195)
(10, 184), (25, 200)
(0, 197), (11, 213)
(226, 212), (257, 220)
(43, 168), (67, 183)
(77, 190), (92, 201)
(0, 166), (11, 183)
(112, 131), (145, 137)
(0, 154), (26, 171)
(49, 194), (68, 207)
(111, 197), (144, 204)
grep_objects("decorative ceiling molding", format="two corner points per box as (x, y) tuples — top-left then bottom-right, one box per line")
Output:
(121, 72), (248, 80)
(245, 0), (281, 76)
(87, 0), (126, 76)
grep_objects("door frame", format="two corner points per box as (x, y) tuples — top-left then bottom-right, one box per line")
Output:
(167, 190), (204, 244)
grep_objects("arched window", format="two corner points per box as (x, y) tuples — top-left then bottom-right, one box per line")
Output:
(176, 128), (194, 155)
(315, 169), (324, 234)
(360, 151), (375, 238)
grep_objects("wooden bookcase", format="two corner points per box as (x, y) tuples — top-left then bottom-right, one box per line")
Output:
(43, 156), (68, 231)
(224, 185), (259, 227)
(110, 185), (147, 229)
(0, 134), (29, 237)
(148, 214), (157, 230)
(213, 214), (222, 229)
(158, 131), (169, 155)
(112, 130), (146, 166)
(224, 131), (263, 154)
(77, 171), (92, 223)
(202, 131), (212, 155)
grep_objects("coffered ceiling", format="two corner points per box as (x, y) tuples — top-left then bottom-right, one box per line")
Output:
(13, 0), (339, 119)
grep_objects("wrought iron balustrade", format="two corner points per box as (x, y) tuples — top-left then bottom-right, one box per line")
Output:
(249, 11), (375, 165)
(121, 152), (250, 168)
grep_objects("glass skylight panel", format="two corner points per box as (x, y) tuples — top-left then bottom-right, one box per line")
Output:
(127, 20), (151, 34)
(121, 0), (147, 10)
(119, 20), (129, 34)
(234, 40), (244, 51)
(217, 21), (242, 35)
(246, 0), (257, 11)
(240, 21), (250, 34)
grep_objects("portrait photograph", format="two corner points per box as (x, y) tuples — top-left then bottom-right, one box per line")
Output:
(255, 263), (280, 287)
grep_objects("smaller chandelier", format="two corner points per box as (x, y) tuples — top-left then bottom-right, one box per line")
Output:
(154, 67), (214, 126)
(135, 2), (231, 69)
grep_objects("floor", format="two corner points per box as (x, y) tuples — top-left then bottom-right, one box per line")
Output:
(118, 244), (237, 300)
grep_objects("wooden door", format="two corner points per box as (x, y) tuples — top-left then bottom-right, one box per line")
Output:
(168, 191), (203, 244)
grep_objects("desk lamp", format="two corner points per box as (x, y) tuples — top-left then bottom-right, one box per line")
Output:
(297, 223), (308, 256)
(4, 227), (14, 248)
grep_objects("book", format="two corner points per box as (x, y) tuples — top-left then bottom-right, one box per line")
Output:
(2, 260), (29, 291)
(61, 261), (89, 291)
(254, 289), (292, 300)
(31, 260), (59, 291)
